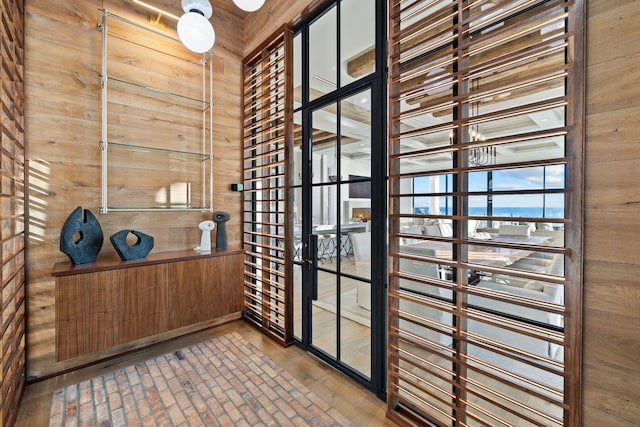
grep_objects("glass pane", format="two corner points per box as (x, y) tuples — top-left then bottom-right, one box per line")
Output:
(545, 165), (566, 189)
(309, 6), (337, 101)
(342, 153), (372, 277)
(490, 166), (565, 191)
(468, 165), (566, 239)
(312, 270), (337, 357)
(340, 275), (371, 378)
(293, 32), (302, 108)
(402, 175), (454, 218)
(340, 89), (372, 278)
(414, 175), (451, 211)
(340, 182), (369, 269)
(293, 187), (302, 254)
(293, 263), (302, 340)
(340, 90), (371, 174)
(311, 103), (338, 185)
(340, 0), (375, 87)
(341, 182), (371, 223)
(312, 184), (338, 272)
(293, 110), (302, 186)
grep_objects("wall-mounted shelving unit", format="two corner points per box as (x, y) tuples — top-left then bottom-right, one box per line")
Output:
(98, 9), (213, 213)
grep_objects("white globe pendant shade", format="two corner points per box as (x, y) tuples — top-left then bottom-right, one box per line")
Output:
(178, 0), (214, 53)
(232, 0), (265, 12)
(177, 12), (215, 53)
(182, 0), (212, 18)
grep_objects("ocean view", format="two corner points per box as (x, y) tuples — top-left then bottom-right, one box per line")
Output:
(415, 206), (565, 218)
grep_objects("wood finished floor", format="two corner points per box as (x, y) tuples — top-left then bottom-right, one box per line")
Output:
(15, 320), (396, 427)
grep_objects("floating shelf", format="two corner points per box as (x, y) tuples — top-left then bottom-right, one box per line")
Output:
(99, 9), (214, 214)
(105, 76), (211, 111)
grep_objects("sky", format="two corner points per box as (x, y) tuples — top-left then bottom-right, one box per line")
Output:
(414, 165), (566, 213)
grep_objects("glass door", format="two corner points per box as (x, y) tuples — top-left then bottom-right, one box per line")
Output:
(291, 0), (386, 394)
(307, 90), (373, 380)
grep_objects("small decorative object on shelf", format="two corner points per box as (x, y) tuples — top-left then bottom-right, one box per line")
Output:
(60, 206), (104, 264)
(213, 211), (230, 249)
(109, 230), (154, 261)
(197, 220), (215, 252)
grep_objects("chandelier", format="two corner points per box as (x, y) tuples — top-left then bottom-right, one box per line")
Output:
(468, 123), (496, 166)
(469, 145), (497, 166)
(467, 82), (496, 166)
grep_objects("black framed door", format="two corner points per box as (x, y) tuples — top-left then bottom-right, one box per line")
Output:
(291, 0), (386, 395)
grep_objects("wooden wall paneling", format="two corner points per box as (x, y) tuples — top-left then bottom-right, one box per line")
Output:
(24, 0), (244, 379)
(584, 0), (640, 425)
(25, 0), (118, 379)
(0, 0), (25, 425)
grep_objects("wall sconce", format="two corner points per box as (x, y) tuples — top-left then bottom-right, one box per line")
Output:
(232, 0), (265, 12)
(177, 0), (215, 53)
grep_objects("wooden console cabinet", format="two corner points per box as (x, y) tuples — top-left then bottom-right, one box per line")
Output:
(53, 248), (242, 362)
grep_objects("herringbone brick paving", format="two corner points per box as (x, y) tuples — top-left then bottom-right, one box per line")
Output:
(49, 332), (354, 426)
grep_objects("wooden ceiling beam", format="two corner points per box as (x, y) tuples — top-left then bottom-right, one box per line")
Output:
(347, 47), (375, 79)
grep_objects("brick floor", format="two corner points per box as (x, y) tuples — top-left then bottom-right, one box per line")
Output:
(49, 333), (354, 427)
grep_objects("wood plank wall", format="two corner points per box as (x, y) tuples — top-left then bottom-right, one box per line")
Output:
(583, 0), (640, 425)
(245, 0), (640, 426)
(1, 0), (26, 425)
(24, 0), (244, 380)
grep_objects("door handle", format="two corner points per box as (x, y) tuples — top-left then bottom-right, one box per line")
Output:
(305, 234), (319, 300)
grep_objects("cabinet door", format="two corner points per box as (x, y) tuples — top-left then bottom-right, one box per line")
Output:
(168, 254), (242, 329)
(56, 265), (169, 361)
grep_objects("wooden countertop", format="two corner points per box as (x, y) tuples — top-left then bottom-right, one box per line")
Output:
(52, 247), (242, 277)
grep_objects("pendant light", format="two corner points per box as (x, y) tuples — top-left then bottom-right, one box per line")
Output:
(177, 0), (215, 53)
(232, 0), (265, 12)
